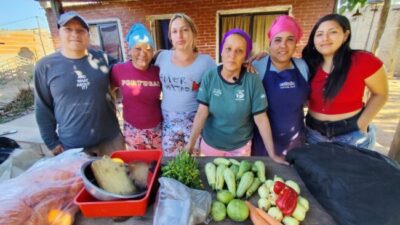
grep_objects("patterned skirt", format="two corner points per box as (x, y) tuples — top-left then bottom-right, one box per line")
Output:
(161, 110), (196, 156)
(123, 121), (162, 150)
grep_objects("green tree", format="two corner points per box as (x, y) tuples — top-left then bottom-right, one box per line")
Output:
(338, 0), (368, 14)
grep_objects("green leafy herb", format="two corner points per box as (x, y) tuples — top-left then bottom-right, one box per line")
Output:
(162, 151), (203, 189)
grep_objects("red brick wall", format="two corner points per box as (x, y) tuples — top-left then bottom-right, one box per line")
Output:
(46, 0), (334, 60)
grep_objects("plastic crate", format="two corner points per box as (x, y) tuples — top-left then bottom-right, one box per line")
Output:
(74, 150), (162, 217)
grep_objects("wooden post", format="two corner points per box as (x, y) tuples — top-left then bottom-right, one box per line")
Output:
(50, 0), (64, 19)
(388, 120), (400, 162)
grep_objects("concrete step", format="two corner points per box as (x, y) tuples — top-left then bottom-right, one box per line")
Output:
(0, 113), (49, 154)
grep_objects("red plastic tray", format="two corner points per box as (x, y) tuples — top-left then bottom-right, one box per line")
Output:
(74, 150), (162, 217)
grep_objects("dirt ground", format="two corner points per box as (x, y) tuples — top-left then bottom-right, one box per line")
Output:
(373, 77), (400, 155)
(0, 80), (31, 107)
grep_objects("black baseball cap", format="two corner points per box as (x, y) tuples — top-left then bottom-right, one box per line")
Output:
(57, 11), (89, 31)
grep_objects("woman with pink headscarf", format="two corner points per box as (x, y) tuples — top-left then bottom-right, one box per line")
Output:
(252, 15), (310, 156)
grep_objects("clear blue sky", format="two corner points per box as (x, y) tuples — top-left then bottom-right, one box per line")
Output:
(0, 0), (50, 31)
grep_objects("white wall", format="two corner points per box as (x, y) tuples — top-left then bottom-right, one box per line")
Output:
(345, 3), (400, 77)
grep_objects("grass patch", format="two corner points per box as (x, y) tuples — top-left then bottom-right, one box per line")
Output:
(0, 88), (34, 124)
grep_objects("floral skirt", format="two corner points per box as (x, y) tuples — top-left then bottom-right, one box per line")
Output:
(161, 110), (196, 156)
(123, 121), (162, 150)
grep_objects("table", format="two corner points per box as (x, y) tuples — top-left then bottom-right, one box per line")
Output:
(74, 157), (338, 225)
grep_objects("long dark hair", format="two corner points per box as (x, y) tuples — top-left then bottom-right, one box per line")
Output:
(302, 14), (352, 101)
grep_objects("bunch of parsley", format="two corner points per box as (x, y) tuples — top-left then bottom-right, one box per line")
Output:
(161, 151), (204, 189)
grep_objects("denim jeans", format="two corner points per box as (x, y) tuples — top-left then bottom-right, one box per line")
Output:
(306, 124), (376, 150)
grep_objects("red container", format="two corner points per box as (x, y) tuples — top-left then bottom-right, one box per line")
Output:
(74, 150), (162, 217)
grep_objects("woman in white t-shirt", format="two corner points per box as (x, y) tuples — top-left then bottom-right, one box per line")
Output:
(155, 13), (215, 156)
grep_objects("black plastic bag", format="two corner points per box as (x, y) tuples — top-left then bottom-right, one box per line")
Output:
(0, 137), (20, 164)
(286, 142), (400, 225)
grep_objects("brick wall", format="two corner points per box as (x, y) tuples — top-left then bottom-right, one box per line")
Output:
(45, 0), (334, 60)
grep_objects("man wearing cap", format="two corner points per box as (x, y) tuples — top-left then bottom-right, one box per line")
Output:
(251, 15), (310, 156)
(34, 11), (124, 156)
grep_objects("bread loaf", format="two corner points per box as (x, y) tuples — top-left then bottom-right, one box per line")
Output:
(91, 156), (136, 195)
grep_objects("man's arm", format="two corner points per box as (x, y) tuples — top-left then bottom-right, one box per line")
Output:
(34, 62), (62, 151)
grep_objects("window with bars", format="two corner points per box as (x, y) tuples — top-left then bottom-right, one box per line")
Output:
(89, 21), (124, 62)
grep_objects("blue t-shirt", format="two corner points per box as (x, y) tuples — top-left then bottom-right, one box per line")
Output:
(34, 49), (121, 150)
(155, 50), (215, 112)
(197, 66), (267, 150)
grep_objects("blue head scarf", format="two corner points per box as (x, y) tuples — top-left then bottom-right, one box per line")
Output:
(126, 23), (154, 49)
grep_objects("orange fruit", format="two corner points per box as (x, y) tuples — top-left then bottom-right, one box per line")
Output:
(111, 157), (124, 164)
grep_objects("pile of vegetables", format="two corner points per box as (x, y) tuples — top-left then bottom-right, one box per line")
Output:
(205, 158), (267, 222)
(256, 176), (310, 225)
(205, 158), (266, 198)
(161, 151), (203, 189)
(204, 158), (310, 225)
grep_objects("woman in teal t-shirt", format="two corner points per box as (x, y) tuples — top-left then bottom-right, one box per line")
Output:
(185, 29), (288, 165)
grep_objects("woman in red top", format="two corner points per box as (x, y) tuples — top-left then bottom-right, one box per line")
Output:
(302, 14), (388, 149)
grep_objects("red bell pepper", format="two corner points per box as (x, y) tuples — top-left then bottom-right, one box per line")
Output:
(275, 186), (298, 215)
(273, 181), (286, 194)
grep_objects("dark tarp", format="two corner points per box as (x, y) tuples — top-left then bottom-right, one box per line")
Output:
(286, 142), (400, 225)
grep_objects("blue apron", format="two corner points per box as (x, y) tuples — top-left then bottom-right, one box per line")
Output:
(252, 58), (309, 156)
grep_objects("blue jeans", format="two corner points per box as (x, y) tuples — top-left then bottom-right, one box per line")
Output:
(306, 124), (376, 150)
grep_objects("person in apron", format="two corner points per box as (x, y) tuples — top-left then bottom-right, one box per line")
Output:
(252, 15), (310, 156)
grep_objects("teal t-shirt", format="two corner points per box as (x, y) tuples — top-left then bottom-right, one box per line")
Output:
(197, 65), (267, 150)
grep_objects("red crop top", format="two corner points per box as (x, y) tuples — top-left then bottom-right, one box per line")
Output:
(309, 51), (383, 114)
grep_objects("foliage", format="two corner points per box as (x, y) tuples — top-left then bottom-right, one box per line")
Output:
(161, 151), (204, 189)
(339, 0), (368, 14)
(0, 57), (34, 88)
(0, 88), (34, 124)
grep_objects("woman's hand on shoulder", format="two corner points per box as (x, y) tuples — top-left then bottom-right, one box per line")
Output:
(244, 51), (268, 73)
(246, 51), (268, 63)
(243, 62), (257, 74)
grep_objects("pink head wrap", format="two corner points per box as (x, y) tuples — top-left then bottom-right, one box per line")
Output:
(268, 15), (303, 43)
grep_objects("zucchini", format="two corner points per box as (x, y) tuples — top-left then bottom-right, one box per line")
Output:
(254, 160), (266, 182)
(215, 164), (226, 191)
(214, 158), (231, 166)
(230, 164), (239, 177)
(236, 171), (254, 198)
(229, 158), (240, 166)
(236, 160), (251, 180)
(245, 177), (262, 199)
(223, 168), (236, 195)
(204, 162), (217, 190)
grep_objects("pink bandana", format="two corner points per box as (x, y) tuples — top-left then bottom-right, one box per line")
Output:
(268, 15), (303, 43)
